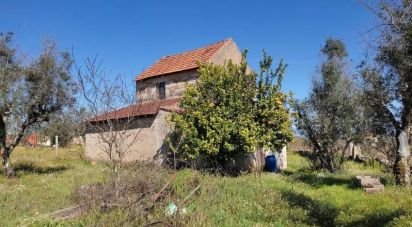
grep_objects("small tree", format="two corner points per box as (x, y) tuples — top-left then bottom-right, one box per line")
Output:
(42, 107), (88, 147)
(76, 57), (144, 176)
(295, 38), (365, 172)
(0, 33), (76, 176)
(171, 52), (293, 166)
(255, 51), (293, 150)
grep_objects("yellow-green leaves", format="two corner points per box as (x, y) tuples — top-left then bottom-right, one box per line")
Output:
(171, 55), (293, 162)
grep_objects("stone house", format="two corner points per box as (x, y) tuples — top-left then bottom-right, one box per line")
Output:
(85, 38), (243, 163)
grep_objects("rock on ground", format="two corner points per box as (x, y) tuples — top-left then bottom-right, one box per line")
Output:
(355, 175), (384, 194)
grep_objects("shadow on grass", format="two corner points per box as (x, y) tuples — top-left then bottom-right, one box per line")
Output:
(296, 173), (356, 189)
(13, 162), (68, 174)
(282, 190), (404, 227)
(346, 209), (405, 227)
(281, 190), (339, 226)
(282, 169), (357, 189)
(281, 152), (356, 189)
(281, 170), (295, 176)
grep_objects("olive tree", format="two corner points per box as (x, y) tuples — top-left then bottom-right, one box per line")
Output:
(295, 38), (365, 172)
(360, 0), (412, 186)
(0, 33), (76, 177)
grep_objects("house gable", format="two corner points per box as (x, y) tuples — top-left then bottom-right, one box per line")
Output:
(136, 38), (243, 104)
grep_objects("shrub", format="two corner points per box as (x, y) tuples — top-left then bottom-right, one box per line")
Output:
(170, 51), (293, 166)
(74, 163), (172, 225)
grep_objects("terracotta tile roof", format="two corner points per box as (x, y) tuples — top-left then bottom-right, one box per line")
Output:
(136, 38), (231, 81)
(24, 133), (39, 146)
(89, 98), (181, 122)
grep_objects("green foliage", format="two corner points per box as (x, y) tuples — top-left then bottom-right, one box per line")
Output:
(0, 33), (77, 175)
(0, 146), (105, 226)
(170, 52), (293, 162)
(360, 0), (412, 186)
(321, 38), (348, 59)
(255, 51), (293, 150)
(295, 38), (365, 172)
(42, 107), (87, 147)
(43, 118), (74, 147)
(3, 147), (412, 226)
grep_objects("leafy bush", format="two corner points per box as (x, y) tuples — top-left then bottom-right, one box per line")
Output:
(170, 52), (293, 165)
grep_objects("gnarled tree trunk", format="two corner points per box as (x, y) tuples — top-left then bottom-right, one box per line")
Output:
(394, 130), (410, 186)
(0, 117), (15, 177)
(1, 149), (14, 177)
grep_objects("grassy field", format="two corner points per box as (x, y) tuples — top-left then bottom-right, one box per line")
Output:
(0, 146), (106, 226)
(0, 146), (412, 226)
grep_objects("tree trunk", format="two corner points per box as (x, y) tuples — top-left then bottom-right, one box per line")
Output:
(1, 149), (15, 177)
(0, 116), (14, 177)
(112, 161), (121, 199)
(278, 146), (287, 170)
(394, 131), (410, 186)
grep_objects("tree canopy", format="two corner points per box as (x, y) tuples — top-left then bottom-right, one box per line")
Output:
(0, 33), (76, 176)
(170, 52), (293, 164)
(359, 0), (412, 186)
(295, 38), (365, 172)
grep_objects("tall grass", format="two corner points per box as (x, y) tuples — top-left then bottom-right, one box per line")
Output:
(0, 147), (411, 226)
(0, 146), (105, 226)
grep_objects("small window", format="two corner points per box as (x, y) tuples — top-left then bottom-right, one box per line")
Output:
(157, 82), (166, 100)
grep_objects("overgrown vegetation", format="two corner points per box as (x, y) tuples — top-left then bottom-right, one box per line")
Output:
(293, 0), (412, 183)
(1, 1), (412, 225)
(0, 146), (104, 226)
(74, 162), (174, 226)
(294, 38), (365, 172)
(2, 146), (412, 226)
(171, 52), (293, 166)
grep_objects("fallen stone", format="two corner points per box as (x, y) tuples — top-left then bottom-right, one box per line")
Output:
(355, 175), (384, 193)
(364, 184), (384, 194)
(355, 175), (381, 187)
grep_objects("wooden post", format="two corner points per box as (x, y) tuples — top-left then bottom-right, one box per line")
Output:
(55, 135), (58, 157)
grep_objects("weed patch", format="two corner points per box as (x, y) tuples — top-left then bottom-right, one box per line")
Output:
(1, 148), (412, 226)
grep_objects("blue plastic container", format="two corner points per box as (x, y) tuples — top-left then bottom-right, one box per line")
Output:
(265, 155), (277, 172)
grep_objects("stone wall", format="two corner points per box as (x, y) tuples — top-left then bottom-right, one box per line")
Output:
(85, 111), (172, 163)
(136, 39), (244, 104)
(136, 70), (198, 103)
(208, 39), (243, 66)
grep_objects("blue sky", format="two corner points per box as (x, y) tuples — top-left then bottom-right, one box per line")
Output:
(1, 0), (376, 100)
